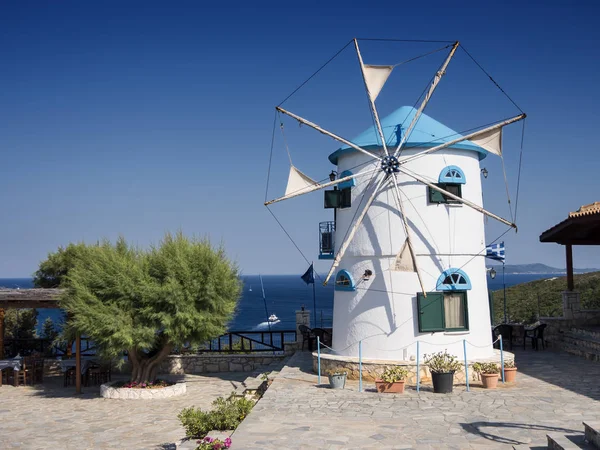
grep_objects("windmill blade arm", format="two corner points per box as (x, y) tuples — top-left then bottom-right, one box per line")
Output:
(387, 174), (427, 295)
(264, 167), (379, 206)
(276, 106), (382, 162)
(399, 113), (527, 166)
(354, 38), (390, 157)
(399, 167), (517, 229)
(393, 41), (460, 157)
(324, 174), (387, 285)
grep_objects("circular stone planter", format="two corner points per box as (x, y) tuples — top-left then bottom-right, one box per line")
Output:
(100, 381), (186, 399)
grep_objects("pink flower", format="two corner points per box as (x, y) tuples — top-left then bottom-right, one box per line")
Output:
(224, 438), (232, 448)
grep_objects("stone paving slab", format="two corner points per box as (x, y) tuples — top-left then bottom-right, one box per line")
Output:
(0, 372), (250, 449)
(231, 349), (600, 449)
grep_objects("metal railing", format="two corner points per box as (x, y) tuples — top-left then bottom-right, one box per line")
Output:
(3, 337), (96, 358)
(190, 330), (297, 354)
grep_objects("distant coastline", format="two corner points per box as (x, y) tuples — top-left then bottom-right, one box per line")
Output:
(487, 263), (598, 275)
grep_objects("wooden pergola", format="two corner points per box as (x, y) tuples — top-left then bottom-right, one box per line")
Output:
(0, 288), (84, 394)
(540, 202), (600, 290)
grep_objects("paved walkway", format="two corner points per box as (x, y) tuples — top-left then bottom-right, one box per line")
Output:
(0, 372), (250, 449)
(231, 349), (600, 449)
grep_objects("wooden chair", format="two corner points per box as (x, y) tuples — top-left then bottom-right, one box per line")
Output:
(87, 362), (112, 386)
(64, 367), (76, 387)
(525, 324), (547, 350)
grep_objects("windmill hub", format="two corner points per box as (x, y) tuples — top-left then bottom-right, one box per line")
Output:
(381, 155), (400, 174)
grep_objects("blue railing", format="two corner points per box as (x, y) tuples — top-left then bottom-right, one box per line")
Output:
(319, 221), (335, 260)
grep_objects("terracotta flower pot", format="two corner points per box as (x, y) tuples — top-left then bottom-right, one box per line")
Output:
(503, 367), (517, 383)
(481, 373), (499, 389)
(375, 379), (405, 393)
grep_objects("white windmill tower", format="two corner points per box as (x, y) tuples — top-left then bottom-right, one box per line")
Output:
(265, 39), (525, 361)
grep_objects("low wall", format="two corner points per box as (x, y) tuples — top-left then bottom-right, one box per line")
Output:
(541, 311), (600, 349)
(312, 350), (515, 384)
(158, 353), (286, 375)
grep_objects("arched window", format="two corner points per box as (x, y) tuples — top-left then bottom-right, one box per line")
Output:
(438, 165), (466, 184)
(338, 170), (356, 189)
(335, 269), (356, 291)
(436, 268), (472, 291)
(429, 166), (465, 205)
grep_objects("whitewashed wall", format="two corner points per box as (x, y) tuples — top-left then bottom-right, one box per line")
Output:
(331, 147), (494, 360)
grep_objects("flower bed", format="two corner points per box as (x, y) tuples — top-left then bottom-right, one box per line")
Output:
(111, 379), (174, 389)
(100, 380), (186, 399)
(195, 436), (232, 450)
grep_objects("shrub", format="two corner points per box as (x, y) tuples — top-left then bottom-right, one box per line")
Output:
(379, 366), (408, 383)
(423, 350), (462, 373)
(178, 395), (255, 438)
(472, 362), (500, 374)
(504, 360), (516, 369)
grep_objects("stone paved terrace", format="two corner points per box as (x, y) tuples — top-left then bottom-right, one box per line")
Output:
(0, 372), (251, 449)
(231, 349), (600, 449)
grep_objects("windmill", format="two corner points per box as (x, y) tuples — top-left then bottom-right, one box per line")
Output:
(265, 39), (525, 294)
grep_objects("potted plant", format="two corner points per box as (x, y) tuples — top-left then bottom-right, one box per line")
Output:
(472, 362), (500, 389)
(423, 350), (462, 393)
(327, 369), (347, 389)
(376, 366), (408, 393)
(503, 360), (517, 383)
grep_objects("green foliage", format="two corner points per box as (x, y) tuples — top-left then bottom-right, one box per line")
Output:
(472, 362), (499, 374)
(380, 366), (408, 382)
(33, 243), (92, 288)
(491, 271), (600, 324)
(325, 369), (346, 376)
(4, 309), (38, 339)
(423, 350), (462, 373)
(178, 396), (254, 438)
(49, 232), (241, 381)
(504, 360), (516, 369)
(40, 317), (59, 342)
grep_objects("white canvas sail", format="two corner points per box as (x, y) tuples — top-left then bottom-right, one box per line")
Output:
(363, 65), (393, 102)
(470, 127), (503, 156)
(393, 241), (416, 272)
(284, 165), (320, 196)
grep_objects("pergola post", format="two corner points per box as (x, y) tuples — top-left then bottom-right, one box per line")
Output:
(75, 333), (82, 394)
(0, 308), (4, 359)
(566, 244), (574, 291)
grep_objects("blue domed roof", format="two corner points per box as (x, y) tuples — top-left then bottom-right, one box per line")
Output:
(328, 106), (487, 165)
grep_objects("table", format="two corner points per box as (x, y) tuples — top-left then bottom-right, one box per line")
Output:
(0, 358), (22, 387)
(59, 357), (97, 374)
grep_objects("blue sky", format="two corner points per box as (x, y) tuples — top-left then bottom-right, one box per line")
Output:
(1, 1), (599, 277)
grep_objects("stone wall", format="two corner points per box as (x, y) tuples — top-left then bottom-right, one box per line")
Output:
(158, 353), (286, 375)
(541, 312), (600, 349)
(313, 350), (515, 385)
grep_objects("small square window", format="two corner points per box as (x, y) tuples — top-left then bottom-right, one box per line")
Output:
(417, 291), (469, 332)
(428, 183), (462, 204)
(340, 188), (352, 209)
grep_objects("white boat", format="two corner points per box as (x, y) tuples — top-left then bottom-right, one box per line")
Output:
(249, 286), (252, 292)
(268, 314), (278, 322)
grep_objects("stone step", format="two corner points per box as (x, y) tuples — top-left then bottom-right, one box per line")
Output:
(564, 331), (600, 346)
(584, 421), (600, 448)
(557, 342), (600, 362)
(547, 433), (593, 449)
(561, 334), (600, 353)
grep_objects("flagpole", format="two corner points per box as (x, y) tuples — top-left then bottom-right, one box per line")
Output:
(502, 262), (507, 324)
(312, 262), (317, 328)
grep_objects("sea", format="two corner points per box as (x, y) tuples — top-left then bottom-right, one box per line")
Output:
(0, 273), (564, 333)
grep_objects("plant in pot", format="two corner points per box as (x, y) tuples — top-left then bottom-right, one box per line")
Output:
(376, 366), (409, 394)
(503, 360), (517, 383)
(326, 369), (347, 389)
(472, 362), (500, 389)
(423, 350), (462, 394)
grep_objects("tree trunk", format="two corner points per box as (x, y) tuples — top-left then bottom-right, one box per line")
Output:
(129, 342), (173, 384)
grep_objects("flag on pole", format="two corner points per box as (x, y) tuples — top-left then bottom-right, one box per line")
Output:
(485, 242), (505, 262)
(301, 263), (315, 285)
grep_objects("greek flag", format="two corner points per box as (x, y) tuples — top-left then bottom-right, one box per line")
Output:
(486, 241), (505, 262)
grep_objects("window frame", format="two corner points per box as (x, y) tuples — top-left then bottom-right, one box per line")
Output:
(438, 165), (466, 184)
(436, 268), (472, 291)
(428, 183), (462, 204)
(335, 269), (356, 291)
(417, 291), (469, 332)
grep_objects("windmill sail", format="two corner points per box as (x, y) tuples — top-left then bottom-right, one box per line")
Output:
(470, 127), (503, 156)
(285, 165), (320, 196)
(363, 65), (394, 102)
(393, 241), (416, 272)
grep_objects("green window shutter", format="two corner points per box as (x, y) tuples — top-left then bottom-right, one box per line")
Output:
(417, 292), (445, 332)
(429, 185), (446, 204)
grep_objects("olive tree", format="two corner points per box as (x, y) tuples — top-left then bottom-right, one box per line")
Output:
(56, 233), (241, 383)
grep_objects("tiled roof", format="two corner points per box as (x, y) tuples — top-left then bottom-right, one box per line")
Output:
(569, 202), (600, 218)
